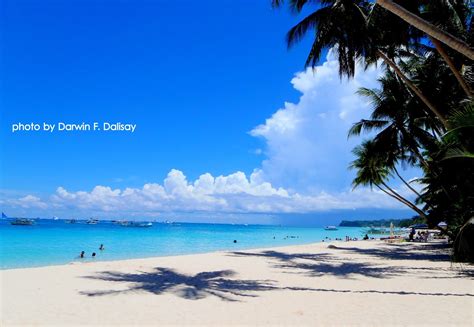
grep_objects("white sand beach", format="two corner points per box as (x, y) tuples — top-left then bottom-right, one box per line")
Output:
(1, 240), (473, 326)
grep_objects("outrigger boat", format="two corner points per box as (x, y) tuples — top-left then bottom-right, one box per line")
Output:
(11, 218), (35, 226)
(86, 218), (99, 225)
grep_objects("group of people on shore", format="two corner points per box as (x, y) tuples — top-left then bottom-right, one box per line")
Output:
(79, 244), (105, 259)
(408, 228), (430, 242)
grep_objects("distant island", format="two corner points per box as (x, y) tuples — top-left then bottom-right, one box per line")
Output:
(339, 217), (424, 228)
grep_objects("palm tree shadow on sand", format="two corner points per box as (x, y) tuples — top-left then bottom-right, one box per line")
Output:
(80, 268), (277, 301)
(334, 243), (452, 262)
(230, 250), (403, 279)
(230, 246), (474, 280)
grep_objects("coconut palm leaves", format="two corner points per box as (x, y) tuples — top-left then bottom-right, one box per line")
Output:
(375, 0), (474, 59)
(441, 101), (474, 160)
(281, 0), (372, 77)
(274, 0), (474, 260)
(350, 140), (428, 218)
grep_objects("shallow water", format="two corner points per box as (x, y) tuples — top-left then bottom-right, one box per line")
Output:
(0, 219), (369, 269)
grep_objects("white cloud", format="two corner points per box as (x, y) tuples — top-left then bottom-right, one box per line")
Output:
(3, 169), (418, 216)
(5, 195), (48, 209)
(250, 51), (384, 193)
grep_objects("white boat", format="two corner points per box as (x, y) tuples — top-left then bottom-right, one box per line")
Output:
(11, 218), (35, 226)
(86, 218), (99, 225)
(324, 226), (338, 231)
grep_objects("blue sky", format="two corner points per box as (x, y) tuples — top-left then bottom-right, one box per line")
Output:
(1, 0), (416, 224)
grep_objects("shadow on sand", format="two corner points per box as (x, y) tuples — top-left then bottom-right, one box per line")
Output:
(80, 243), (474, 301)
(285, 286), (474, 297)
(231, 243), (473, 280)
(231, 250), (403, 279)
(332, 242), (451, 262)
(81, 268), (277, 301)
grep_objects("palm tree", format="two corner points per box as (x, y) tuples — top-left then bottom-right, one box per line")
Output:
(272, 0), (450, 128)
(350, 140), (428, 218)
(348, 71), (435, 191)
(278, 0), (372, 78)
(440, 101), (474, 160)
(375, 0), (474, 59)
(421, 0), (472, 97)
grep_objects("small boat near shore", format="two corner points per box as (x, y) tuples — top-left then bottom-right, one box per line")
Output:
(324, 226), (338, 231)
(11, 218), (35, 226)
(65, 219), (77, 224)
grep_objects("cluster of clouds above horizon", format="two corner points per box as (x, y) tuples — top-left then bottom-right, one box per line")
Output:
(2, 52), (420, 216)
(4, 168), (415, 216)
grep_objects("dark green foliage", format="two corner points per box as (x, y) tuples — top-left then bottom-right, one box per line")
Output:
(452, 218), (474, 262)
(274, 0), (473, 260)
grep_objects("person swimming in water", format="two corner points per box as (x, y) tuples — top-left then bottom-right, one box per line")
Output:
(92, 252), (96, 258)
(99, 244), (105, 250)
(79, 251), (85, 258)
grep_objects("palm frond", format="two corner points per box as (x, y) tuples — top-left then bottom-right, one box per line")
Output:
(348, 119), (389, 138)
(442, 148), (474, 160)
(286, 7), (330, 49)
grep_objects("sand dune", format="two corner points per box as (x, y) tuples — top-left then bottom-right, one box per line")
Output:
(1, 240), (473, 326)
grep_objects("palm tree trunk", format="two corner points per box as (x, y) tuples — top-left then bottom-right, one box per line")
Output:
(396, 127), (453, 202)
(380, 181), (428, 218)
(375, 183), (413, 207)
(377, 50), (450, 129)
(376, 0), (474, 60)
(430, 37), (472, 98)
(393, 167), (422, 198)
(375, 183), (428, 219)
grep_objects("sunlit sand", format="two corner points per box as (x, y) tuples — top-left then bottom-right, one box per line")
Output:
(1, 240), (472, 326)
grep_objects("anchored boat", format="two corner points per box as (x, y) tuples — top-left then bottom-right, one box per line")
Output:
(86, 218), (99, 225)
(11, 218), (35, 226)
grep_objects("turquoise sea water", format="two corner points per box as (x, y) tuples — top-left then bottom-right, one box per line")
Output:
(0, 219), (369, 269)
